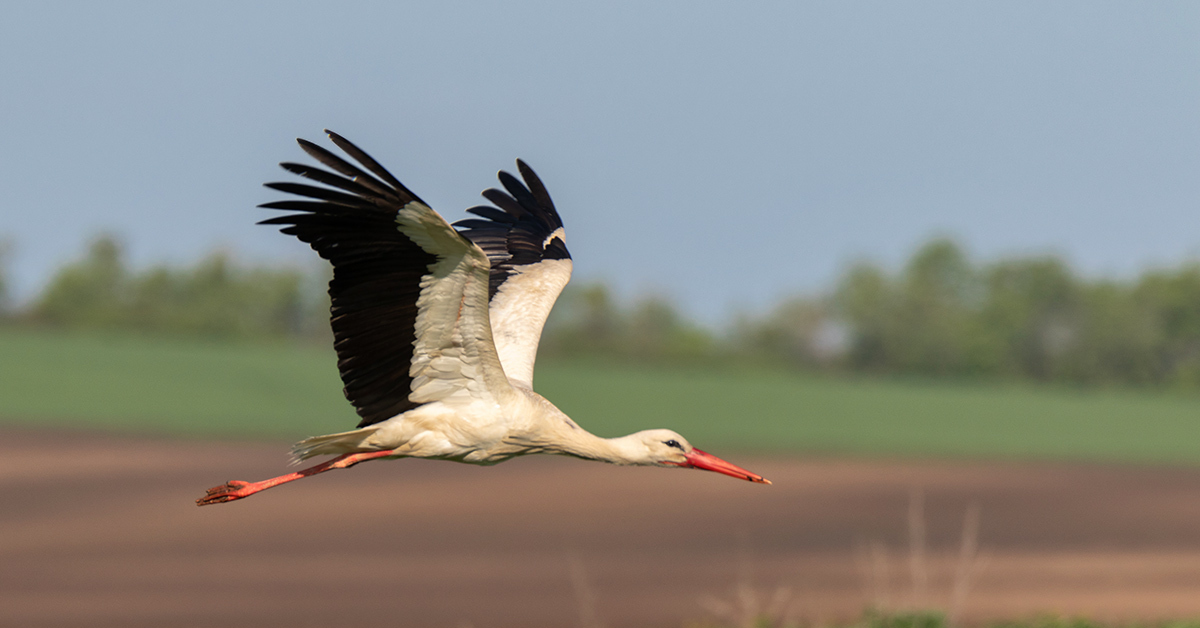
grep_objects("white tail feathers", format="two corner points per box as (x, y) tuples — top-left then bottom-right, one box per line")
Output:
(290, 425), (383, 463)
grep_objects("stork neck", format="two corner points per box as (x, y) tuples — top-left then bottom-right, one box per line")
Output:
(508, 391), (649, 465)
(551, 428), (645, 465)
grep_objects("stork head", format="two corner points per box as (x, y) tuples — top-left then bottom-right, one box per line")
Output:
(634, 429), (771, 484)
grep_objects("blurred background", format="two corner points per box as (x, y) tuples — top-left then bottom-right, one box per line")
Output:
(1, 2), (1198, 627)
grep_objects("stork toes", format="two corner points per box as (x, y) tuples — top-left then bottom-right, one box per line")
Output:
(196, 480), (254, 506)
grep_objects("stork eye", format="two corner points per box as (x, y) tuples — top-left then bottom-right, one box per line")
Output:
(664, 439), (683, 450)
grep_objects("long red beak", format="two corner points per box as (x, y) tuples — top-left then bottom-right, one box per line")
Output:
(680, 448), (771, 484)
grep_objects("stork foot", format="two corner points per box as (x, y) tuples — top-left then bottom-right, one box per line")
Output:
(196, 480), (255, 506)
(195, 451), (396, 507)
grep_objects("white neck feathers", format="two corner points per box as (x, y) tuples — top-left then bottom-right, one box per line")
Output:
(508, 421), (649, 466)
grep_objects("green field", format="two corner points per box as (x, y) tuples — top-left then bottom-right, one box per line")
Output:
(1, 327), (1199, 464)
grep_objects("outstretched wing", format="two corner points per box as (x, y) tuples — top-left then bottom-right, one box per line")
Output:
(260, 131), (512, 428)
(453, 161), (572, 388)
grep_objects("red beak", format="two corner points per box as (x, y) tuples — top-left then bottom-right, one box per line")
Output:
(680, 448), (771, 484)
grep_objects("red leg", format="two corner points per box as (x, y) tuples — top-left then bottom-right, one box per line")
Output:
(196, 450), (396, 506)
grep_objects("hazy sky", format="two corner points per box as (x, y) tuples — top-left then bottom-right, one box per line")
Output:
(1, 2), (1197, 323)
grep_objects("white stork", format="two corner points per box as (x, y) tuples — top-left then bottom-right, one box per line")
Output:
(197, 131), (769, 506)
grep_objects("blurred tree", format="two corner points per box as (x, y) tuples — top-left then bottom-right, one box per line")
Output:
(1061, 281), (1159, 385)
(978, 257), (1079, 380)
(836, 240), (979, 376)
(625, 295), (714, 362)
(33, 235), (128, 328)
(541, 283), (714, 363)
(125, 251), (313, 339)
(0, 237), (12, 318)
(835, 261), (893, 372)
(736, 297), (842, 368)
(541, 283), (625, 357)
(891, 238), (977, 375)
(1133, 264), (1200, 387)
(30, 235), (326, 341)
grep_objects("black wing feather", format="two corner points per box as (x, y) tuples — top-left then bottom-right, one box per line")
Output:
(480, 188), (528, 217)
(464, 206), (517, 224)
(326, 130), (427, 204)
(516, 160), (555, 210)
(263, 182), (370, 207)
(261, 132), (438, 429)
(453, 161), (571, 299)
(296, 138), (406, 204)
(279, 162), (387, 200)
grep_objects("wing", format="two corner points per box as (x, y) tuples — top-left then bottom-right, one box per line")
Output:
(260, 131), (512, 428)
(453, 161), (572, 388)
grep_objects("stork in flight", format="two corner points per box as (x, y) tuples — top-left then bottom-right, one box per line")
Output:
(197, 131), (769, 506)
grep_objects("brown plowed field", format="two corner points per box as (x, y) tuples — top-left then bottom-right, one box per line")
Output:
(3, 427), (1200, 627)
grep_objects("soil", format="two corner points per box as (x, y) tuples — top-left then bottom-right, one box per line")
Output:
(3, 426), (1200, 627)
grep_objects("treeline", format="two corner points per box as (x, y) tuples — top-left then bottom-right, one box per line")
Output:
(3, 236), (1200, 388)
(830, 239), (1200, 387)
(5, 236), (329, 340)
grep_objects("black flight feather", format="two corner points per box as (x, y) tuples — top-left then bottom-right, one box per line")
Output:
(464, 205), (517, 223)
(295, 138), (406, 204)
(453, 161), (571, 299)
(260, 132), (439, 429)
(325, 130), (427, 205)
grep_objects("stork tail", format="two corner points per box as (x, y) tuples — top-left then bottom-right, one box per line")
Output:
(291, 425), (384, 463)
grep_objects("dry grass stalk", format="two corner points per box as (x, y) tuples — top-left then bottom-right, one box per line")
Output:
(568, 552), (605, 628)
(700, 583), (797, 628)
(699, 533), (801, 628)
(907, 486), (928, 610)
(948, 501), (988, 628)
(857, 488), (987, 624)
(854, 539), (892, 611)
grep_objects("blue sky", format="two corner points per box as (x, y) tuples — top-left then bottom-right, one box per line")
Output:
(1, 2), (1197, 323)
